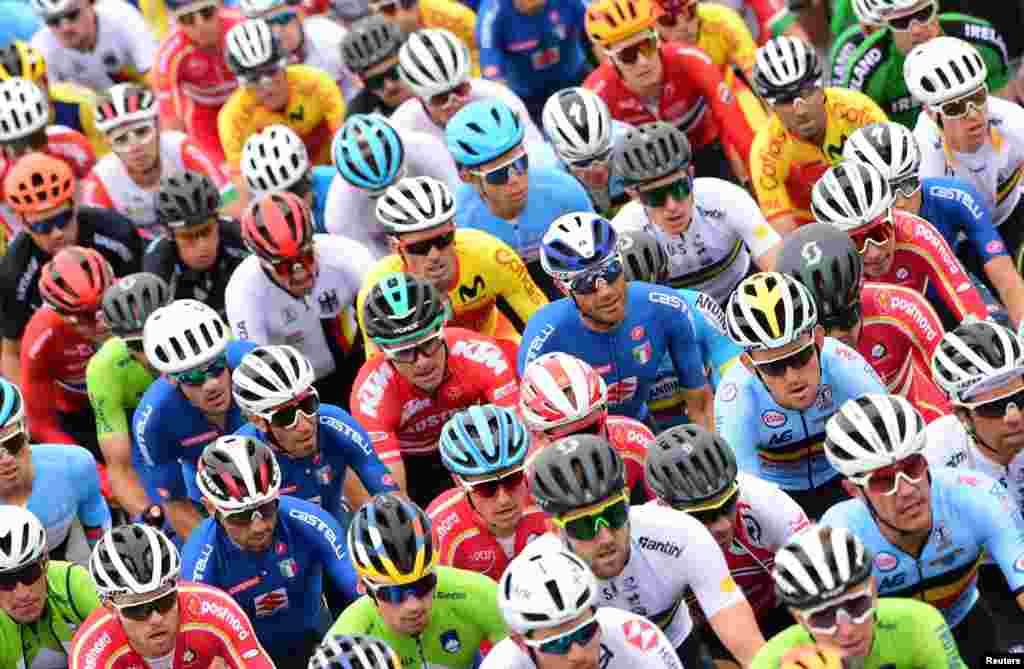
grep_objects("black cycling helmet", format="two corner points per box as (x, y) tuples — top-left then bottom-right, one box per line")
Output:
(157, 170), (222, 229)
(618, 228), (668, 283)
(530, 434), (626, 516)
(348, 493), (437, 584)
(613, 121), (691, 185)
(341, 15), (405, 74)
(101, 272), (172, 336)
(362, 272), (449, 347)
(310, 634), (401, 669)
(777, 223), (862, 328)
(645, 425), (738, 508)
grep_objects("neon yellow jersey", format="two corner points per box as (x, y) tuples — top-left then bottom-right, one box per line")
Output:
(50, 82), (111, 157)
(139, 0), (171, 40)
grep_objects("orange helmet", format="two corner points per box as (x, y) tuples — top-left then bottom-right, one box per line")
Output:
(4, 153), (75, 214)
(586, 0), (656, 48)
(39, 246), (114, 315)
(241, 191), (315, 260)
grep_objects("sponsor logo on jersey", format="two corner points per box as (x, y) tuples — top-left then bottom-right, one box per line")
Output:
(192, 544), (214, 579)
(451, 339), (509, 375)
(606, 377), (639, 403)
(623, 619), (660, 652)
(440, 629), (462, 653)
(253, 587), (289, 617)
(719, 383), (737, 402)
(525, 324), (556, 363)
(182, 648), (198, 666)
(871, 343), (887, 359)
(929, 185), (986, 220)
(632, 341), (652, 365)
(762, 410), (786, 428)
(875, 289), (939, 343)
(436, 511), (459, 541)
(279, 558), (299, 578)
(914, 223), (962, 276)
(199, 598), (251, 639)
(637, 536), (682, 558)
(401, 398), (432, 424)
(631, 325), (645, 340)
(358, 365), (394, 418)
(648, 290), (690, 313)
(874, 552), (899, 571)
(228, 576), (262, 594)
(318, 289), (339, 315)
(458, 275), (486, 302)
(469, 549), (497, 572)
(848, 47), (883, 90)
(895, 267), (910, 281)
(82, 631), (112, 669)
(879, 573), (905, 589)
(288, 508), (346, 560)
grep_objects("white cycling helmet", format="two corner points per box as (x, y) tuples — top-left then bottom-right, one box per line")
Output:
(824, 394), (926, 480)
(499, 548), (598, 635)
(539, 212), (619, 282)
(851, 0), (892, 25)
(238, 0), (287, 17)
(143, 299), (230, 374)
(842, 122), (921, 184)
(28, 0), (76, 17)
(811, 161), (893, 232)
(0, 78), (49, 142)
(90, 525), (181, 599)
(542, 87), (613, 163)
(398, 29), (471, 100)
(375, 176), (456, 235)
(932, 319), (1024, 404)
(773, 525), (873, 609)
(726, 272), (818, 351)
(242, 125), (311, 195)
(196, 435), (282, 512)
(904, 37), (987, 109)
(226, 19), (280, 73)
(94, 84), (158, 134)
(232, 345), (316, 416)
(0, 506), (47, 572)
(752, 36), (822, 101)
(519, 352), (607, 433)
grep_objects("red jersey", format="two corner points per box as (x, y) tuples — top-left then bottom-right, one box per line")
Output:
(20, 306), (96, 443)
(584, 43), (754, 158)
(69, 582), (274, 669)
(350, 327), (520, 466)
(427, 487), (549, 581)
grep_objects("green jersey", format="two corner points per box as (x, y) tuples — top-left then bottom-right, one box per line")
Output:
(830, 23), (871, 85)
(0, 561), (101, 669)
(86, 337), (156, 439)
(841, 14), (1010, 128)
(751, 598), (965, 669)
(831, 0), (857, 39)
(328, 566), (507, 669)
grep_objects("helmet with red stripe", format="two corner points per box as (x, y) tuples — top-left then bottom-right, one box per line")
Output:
(39, 245), (115, 315)
(94, 84), (158, 134)
(520, 352), (608, 434)
(196, 435), (282, 513)
(240, 191), (315, 261)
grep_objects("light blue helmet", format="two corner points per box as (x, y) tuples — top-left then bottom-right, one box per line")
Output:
(0, 379), (24, 430)
(332, 114), (405, 191)
(439, 405), (530, 478)
(445, 100), (524, 168)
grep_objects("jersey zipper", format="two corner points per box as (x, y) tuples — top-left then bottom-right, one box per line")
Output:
(415, 634), (428, 669)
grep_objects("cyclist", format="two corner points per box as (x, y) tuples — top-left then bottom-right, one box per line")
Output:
(324, 115), (458, 258)
(752, 525), (965, 667)
(426, 405), (547, 581)
(646, 424), (810, 665)
(485, 546), (682, 669)
(749, 36), (887, 234)
(829, 0), (892, 86)
(340, 16), (414, 118)
(0, 505), (102, 669)
(717, 271), (886, 516)
(612, 121), (781, 306)
(132, 299), (257, 538)
(145, 170), (249, 315)
(777, 223), (951, 423)
(520, 212), (712, 429)
(350, 272), (520, 507)
(365, 0), (479, 76)
(714, 0), (803, 42)
(0, 379), (110, 565)
(821, 393), (1024, 665)
(83, 83), (236, 240)
(182, 436), (359, 665)
(87, 273), (169, 517)
(356, 176), (546, 351)
(310, 634), (404, 669)
(328, 493), (508, 669)
(812, 160), (990, 326)
(73, 524), (275, 668)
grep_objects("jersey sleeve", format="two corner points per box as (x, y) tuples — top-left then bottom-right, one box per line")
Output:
(517, 307), (560, 374)
(224, 263), (270, 343)
(959, 473), (1024, 593)
(914, 118), (947, 180)
(930, 181), (1007, 264)
(67, 563), (103, 618)
(488, 238), (548, 331)
(87, 349), (128, 439)
(80, 172), (115, 210)
(123, 4), (158, 75)
(720, 180), (781, 258)
(888, 286), (947, 363)
(349, 362), (404, 466)
(312, 70), (346, 134)
(903, 218), (990, 321)
(71, 448), (112, 538)
(685, 291), (741, 385)
(195, 586), (276, 669)
(323, 408), (399, 496)
(217, 93), (249, 168)
(19, 318), (75, 444)
(829, 341), (886, 397)
(744, 476), (810, 548)
(675, 510), (746, 618)
(910, 600), (967, 669)
(715, 6), (757, 72)
(749, 123), (794, 223)
(715, 378), (762, 476)
(662, 295), (710, 391)
(181, 138), (233, 195)
(677, 46), (754, 158)
(131, 393), (188, 502)
(476, 0), (505, 80)
(287, 498), (360, 603)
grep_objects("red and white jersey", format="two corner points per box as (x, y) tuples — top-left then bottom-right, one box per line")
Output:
(69, 582), (275, 669)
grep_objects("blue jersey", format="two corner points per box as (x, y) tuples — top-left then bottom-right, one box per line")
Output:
(553, 120), (632, 216)
(0, 1), (40, 47)
(455, 166), (593, 265)
(27, 444), (111, 553)
(714, 337), (886, 491)
(476, 0), (588, 105)
(519, 282), (707, 422)
(131, 340), (257, 503)
(820, 467), (1024, 629)
(310, 165), (334, 234)
(918, 177), (1008, 265)
(181, 495), (358, 655)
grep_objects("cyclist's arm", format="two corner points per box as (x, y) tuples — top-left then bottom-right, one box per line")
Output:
(71, 449), (112, 547)
(349, 367), (407, 493)
(329, 412), (400, 498)
(721, 179), (783, 270)
(715, 379), (762, 476)
(67, 562), (103, 617)
(80, 173), (115, 209)
(685, 291), (742, 384)
(717, 6), (758, 75)
(964, 474), (1024, 610)
(130, 408), (202, 537)
(293, 499), (360, 604)
(97, 432), (150, 516)
(986, 255), (1024, 326)
(907, 223), (990, 321)
(476, 1), (506, 83)
(665, 298), (714, 429)
(314, 71), (346, 135)
(681, 45), (754, 158)
(454, 567), (509, 644)
(490, 240), (548, 331)
(911, 601), (968, 668)
(749, 128), (798, 236)
(224, 268), (270, 343)
(200, 586), (276, 669)
(19, 326), (75, 444)
(749, 477), (811, 547)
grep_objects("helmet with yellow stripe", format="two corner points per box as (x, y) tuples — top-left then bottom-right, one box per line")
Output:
(0, 41), (47, 86)
(726, 272), (818, 351)
(348, 493), (437, 585)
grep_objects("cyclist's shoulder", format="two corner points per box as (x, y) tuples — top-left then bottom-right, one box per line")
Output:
(87, 335), (129, 375)
(432, 565), (499, 614)
(922, 414), (972, 469)
(181, 519), (224, 568)
(751, 624), (814, 668)
(823, 86), (885, 119)
(873, 597), (957, 652)
(33, 442), (96, 471)
(136, 377), (185, 417)
(987, 96), (1024, 135)
(318, 404), (373, 450)
(628, 281), (693, 321)
(818, 494), (871, 528)
(631, 501), (708, 547)
(678, 289), (728, 335)
(426, 486), (469, 522)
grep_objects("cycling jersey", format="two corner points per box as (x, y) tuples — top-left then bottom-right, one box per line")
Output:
(820, 467), (1024, 629)
(829, 24), (871, 86)
(297, 16), (360, 102)
(553, 120), (632, 216)
(131, 340), (257, 503)
(917, 176), (1008, 263)
(218, 64), (345, 169)
(842, 15), (1010, 128)
(715, 337), (886, 491)
(310, 165), (332, 233)
(0, 560), (99, 669)
(50, 82), (109, 157)
(694, 3), (758, 72)
(330, 565), (505, 669)
(69, 581), (275, 669)
(750, 598), (965, 669)
(611, 177), (780, 305)
(518, 282), (708, 423)
(181, 495), (358, 657)
(482, 606), (682, 669)
(225, 234), (372, 379)
(750, 87), (886, 224)
(31, 0), (157, 90)
(87, 336), (156, 440)
(915, 96), (1024, 227)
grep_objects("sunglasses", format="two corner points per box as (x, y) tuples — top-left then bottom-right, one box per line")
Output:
(263, 10), (297, 25)
(222, 499), (279, 526)
(366, 572), (437, 605)
(768, 83), (823, 107)
(799, 587), (875, 634)
(115, 589), (179, 622)
(399, 229), (455, 256)
(269, 390), (319, 428)
(959, 387), (1024, 419)
(372, 0), (416, 15)
(169, 353), (228, 386)
(238, 62), (285, 88)
(473, 153), (528, 187)
(753, 341), (817, 378)
(569, 149), (612, 170)
(109, 123), (157, 152)
(637, 176), (692, 208)
(381, 330), (445, 363)
(850, 212), (894, 254)
(461, 468), (526, 498)
(523, 618), (600, 655)
(680, 485), (739, 524)
(856, 452), (928, 496)
(264, 246), (315, 276)
(0, 560), (44, 592)
(610, 34), (659, 65)
(176, 4), (217, 25)
(566, 256), (624, 295)
(656, 3), (697, 26)
(123, 337), (146, 354)
(544, 412), (607, 441)
(822, 302), (862, 333)
(885, 2), (935, 30)
(938, 86), (988, 119)
(28, 209), (75, 236)
(365, 63), (402, 91)
(554, 494), (629, 541)
(44, 7), (81, 26)
(891, 175), (921, 198)
(428, 81), (471, 108)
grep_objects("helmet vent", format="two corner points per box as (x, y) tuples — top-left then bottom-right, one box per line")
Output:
(544, 579), (564, 610)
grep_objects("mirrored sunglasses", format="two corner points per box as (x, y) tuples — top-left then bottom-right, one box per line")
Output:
(269, 391), (319, 428)
(169, 353), (228, 386)
(366, 572), (437, 605)
(400, 229), (455, 256)
(959, 387), (1024, 419)
(637, 176), (692, 208)
(857, 453), (928, 496)
(554, 495), (629, 541)
(938, 86), (988, 119)
(473, 154), (528, 187)
(523, 618), (600, 655)
(428, 81), (471, 108)
(800, 589), (875, 634)
(461, 469), (526, 498)
(115, 589), (179, 621)
(850, 211), (894, 254)
(753, 341), (817, 378)
(566, 256), (624, 295)
(28, 209), (75, 236)
(610, 35), (659, 65)
(222, 499), (280, 526)
(886, 1), (935, 30)
(382, 330), (445, 363)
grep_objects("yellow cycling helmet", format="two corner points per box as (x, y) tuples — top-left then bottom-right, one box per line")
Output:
(0, 41), (47, 86)
(348, 493), (437, 585)
(780, 645), (844, 669)
(726, 272), (818, 351)
(585, 0), (656, 49)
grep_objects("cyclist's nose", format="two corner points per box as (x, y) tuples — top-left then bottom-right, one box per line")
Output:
(1005, 402), (1022, 424)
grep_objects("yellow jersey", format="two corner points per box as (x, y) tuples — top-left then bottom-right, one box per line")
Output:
(420, 0), (481, 77)
(750, 87), (887, 224)
(696, 3), (757, 73)
(355, 229), (548, 352)
(217, 64), (345, 169)
(50, 82), (110, 157)
(139, 0), (171, 40)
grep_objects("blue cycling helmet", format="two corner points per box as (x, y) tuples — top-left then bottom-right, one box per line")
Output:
(332, 114), (405, 191)
(444, 100), (524, 168)
(439, 405), (530, 478)
(0, 379), (24, 430)
(540, 212), (619, 282)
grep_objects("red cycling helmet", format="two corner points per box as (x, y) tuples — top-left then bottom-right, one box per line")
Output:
(39, 245), (115, 315)
(240, 191), (315, 261)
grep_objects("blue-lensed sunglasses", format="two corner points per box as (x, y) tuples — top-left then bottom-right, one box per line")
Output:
(567, 257), (624, 295)
(366, 572), (438, 605)
(525, 618), (600, 655)
(475, 154), (529, 186)
(169, 353), (229, 386)
(29, 209), (75, 235)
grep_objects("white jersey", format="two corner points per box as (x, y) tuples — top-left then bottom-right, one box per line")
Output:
(31, 0), (157, 91)
(611, 177), (780, 305)
(323, 130), (460, 258)
(914, 96), (1024, 226)
(300, 16), (361, 103)
(482, 607), (682, 669)
(225, 234), (373, 379)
